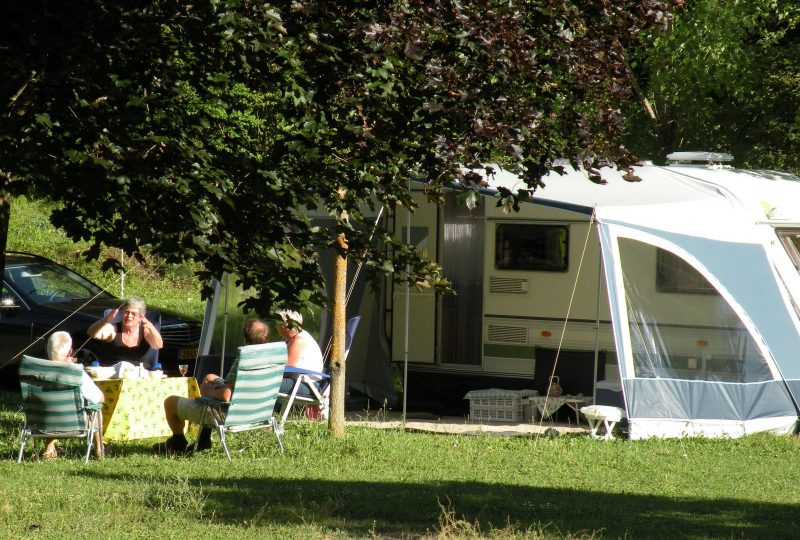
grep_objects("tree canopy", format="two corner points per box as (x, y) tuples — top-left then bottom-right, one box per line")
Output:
(624, 0), (800, 170)
(2, 0), (677, 316)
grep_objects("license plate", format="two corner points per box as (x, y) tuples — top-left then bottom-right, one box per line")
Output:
(179, 348), (198, 360)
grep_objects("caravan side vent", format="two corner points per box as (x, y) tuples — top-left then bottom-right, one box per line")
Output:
(489, 276), (529, 295)
(488, 324), (528, 344)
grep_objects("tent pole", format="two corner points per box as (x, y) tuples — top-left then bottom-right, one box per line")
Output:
(402, 180), (411, 424)
(220, 273), (229, 376)
(120, 249), (125, 298)
(593, 231), (602, 404)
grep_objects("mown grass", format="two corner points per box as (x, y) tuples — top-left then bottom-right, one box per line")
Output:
(7, 196), (205, 320)
(1, 391), (799, 539)
(6, 199), (800, 538)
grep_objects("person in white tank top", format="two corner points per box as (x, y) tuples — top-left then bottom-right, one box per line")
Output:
(276, 310), (324, 371)
(276, 309), (324, 395)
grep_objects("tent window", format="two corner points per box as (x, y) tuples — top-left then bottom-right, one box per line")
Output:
(495, 224), (568, 271)
(656, 249), (717, 294)
(620, 238), (772, 383)
(777, 229), (800, 272)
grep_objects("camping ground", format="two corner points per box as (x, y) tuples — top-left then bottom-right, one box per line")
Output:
(1, 391), (799, 539)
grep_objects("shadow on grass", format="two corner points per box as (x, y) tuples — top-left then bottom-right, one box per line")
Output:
(77, 469), (795, 538)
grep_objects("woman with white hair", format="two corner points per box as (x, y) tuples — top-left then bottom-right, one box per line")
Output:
(275, 309), (325, 409)
(275, 309), (324, 373)
(87, 296), (163, 367)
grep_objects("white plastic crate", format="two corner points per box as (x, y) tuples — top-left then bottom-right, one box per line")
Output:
(464, 389), (538, 422)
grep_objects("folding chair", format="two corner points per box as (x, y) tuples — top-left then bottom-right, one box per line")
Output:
(192, 342), (288, 460)
(17, 356), (104, 464)
(277, 315), (360, 430)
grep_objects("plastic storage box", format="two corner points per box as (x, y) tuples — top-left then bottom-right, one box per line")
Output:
(464, 388), (538, 422)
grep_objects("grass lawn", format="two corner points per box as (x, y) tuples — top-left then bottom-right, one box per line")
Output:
(1, 392), (799, 539)
(5, 195), (800, 538)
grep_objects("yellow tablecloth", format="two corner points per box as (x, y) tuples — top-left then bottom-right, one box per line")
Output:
(95, 377), (200, 442)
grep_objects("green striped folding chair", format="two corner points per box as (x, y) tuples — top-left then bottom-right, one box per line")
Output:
(193, 342), (288, 460)
(17, 356), (103, 464)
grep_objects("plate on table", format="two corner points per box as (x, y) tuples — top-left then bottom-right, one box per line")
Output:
(86, 366), (116, 379)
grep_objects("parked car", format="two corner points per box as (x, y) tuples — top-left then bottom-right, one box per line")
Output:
(1, 251), (202, 384)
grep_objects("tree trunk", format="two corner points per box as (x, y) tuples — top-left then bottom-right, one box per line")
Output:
(328, 230), (348, 436)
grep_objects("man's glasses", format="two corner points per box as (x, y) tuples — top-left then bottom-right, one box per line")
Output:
(123, 310), (141, 318)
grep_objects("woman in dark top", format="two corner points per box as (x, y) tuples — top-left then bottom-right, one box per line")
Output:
(87, 297), (163, 367)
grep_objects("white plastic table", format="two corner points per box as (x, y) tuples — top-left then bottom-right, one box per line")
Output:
(580, 404), (626, 440)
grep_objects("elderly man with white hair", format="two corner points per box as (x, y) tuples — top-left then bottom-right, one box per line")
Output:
(43, 331), (104, 459)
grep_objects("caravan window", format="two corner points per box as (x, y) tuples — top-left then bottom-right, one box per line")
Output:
(777, 229), (800, 271)
(656, 249), (717, 294)
(495, 224), (568, 271)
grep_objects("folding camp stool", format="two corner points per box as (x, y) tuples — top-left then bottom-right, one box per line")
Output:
(580, 405), (625, 440)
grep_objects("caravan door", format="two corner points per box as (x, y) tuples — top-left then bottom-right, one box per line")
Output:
(391, 191), (437, 363)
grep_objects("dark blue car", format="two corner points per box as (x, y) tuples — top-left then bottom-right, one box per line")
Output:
(1, 251), (201, 383)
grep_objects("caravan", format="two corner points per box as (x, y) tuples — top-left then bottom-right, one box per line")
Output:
(339, 152), (800, 439)
(197, 152), (800, 439)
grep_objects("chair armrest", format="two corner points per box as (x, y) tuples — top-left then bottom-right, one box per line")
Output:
(283, 366), (330, 380)
(83, 402), (103, 412)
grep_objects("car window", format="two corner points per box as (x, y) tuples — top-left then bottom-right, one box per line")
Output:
(4, 262), (108, 305)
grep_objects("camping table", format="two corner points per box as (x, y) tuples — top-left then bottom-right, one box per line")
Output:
(564, 397), (593, 424)
(94, 376), (200, 442)
(527, 395), (592, 422)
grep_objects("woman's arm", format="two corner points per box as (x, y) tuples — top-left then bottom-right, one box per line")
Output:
(141, 318), (164, 349)
(87, 309), (117, 342)
(286, 333), (306, 367)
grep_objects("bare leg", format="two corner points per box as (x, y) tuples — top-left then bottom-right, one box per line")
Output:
(164, 396), (186, 435)
(154, 396), (189, 454)
(94, 410), (105, 459)
(44, 438), (57, 457)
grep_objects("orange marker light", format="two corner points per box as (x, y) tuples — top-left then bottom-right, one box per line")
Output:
(696, 339), (708, 347)
(541, 330), (552, 337)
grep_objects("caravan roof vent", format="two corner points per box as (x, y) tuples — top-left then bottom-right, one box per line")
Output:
(666, 151), (734, 169)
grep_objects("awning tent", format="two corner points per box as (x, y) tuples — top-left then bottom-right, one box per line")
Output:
(482, 162), (800, 438)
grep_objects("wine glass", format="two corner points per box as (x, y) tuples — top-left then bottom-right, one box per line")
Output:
(178, 364), (188, 377)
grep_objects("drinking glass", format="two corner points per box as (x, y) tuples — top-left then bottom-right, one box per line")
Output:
(179, 364), (188, 377)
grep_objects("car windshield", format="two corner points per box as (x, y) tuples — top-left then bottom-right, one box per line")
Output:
(4, 261), (110, 305)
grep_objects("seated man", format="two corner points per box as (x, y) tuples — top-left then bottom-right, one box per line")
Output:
(43, 331), (105, 459)
(154, 318), (270, 454)
(275, 309), (324, 412)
